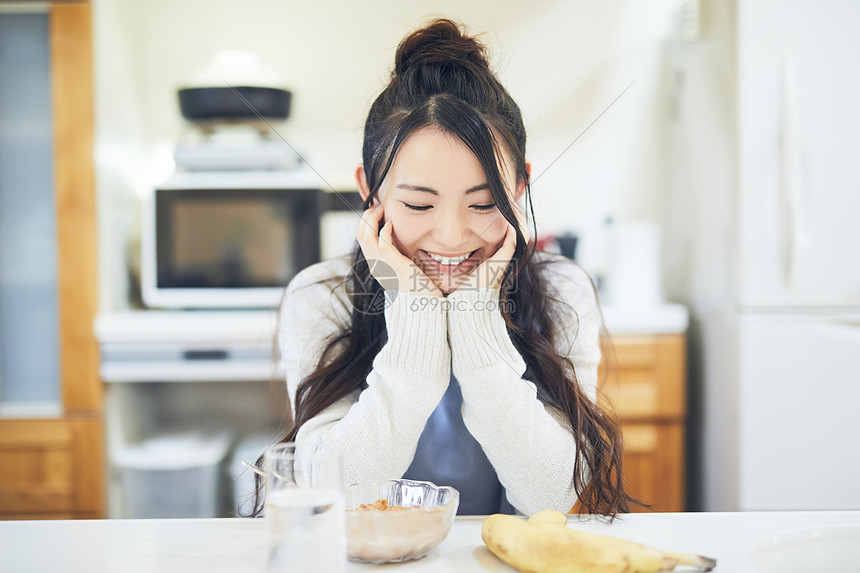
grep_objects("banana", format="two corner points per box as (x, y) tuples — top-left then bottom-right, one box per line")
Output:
(481, 510), (716, 573)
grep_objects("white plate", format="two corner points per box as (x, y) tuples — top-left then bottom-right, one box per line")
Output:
(749, 524), (860, 573)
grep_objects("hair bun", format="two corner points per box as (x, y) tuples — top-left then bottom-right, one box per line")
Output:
(394, 18), (489, 77)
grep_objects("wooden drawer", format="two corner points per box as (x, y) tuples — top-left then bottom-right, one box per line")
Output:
(598, 334), (686, 421)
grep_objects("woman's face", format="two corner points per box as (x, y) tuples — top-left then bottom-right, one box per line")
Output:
(362, 126), (524, 295)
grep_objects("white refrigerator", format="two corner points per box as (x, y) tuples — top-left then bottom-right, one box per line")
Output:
(735, 0), (860, 511)
(668, 0), (860, 510)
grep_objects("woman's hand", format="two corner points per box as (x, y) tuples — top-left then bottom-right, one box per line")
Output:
(458, 208), (528, 292)
(355, 204), (443, 297)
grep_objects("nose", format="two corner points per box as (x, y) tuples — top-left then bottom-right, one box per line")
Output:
(433, 209), (472, 250)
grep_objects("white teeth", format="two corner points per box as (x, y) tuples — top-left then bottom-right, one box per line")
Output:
(427, 251), (472, 265)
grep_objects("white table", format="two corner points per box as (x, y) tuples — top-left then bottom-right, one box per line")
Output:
(2, 511), (859, 572)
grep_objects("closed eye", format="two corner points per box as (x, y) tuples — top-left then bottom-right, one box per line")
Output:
(402, 202), (432, 212)
(471, 203), (497, 212)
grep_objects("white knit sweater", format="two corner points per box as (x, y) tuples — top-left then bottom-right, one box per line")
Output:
(278, 251), (601, 516)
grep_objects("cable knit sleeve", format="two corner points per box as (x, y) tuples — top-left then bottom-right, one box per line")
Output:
(279, 259), (451, 487)
(445, 255), (601, 515)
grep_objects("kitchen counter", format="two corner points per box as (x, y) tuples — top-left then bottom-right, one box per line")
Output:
(95, 303), (687, 383)
(602, 302), (688, 335)
(2, 511), (858, 572)
(95, 302), (688, 344)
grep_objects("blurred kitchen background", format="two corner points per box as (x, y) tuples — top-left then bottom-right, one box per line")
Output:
(1, 0), (858, 519)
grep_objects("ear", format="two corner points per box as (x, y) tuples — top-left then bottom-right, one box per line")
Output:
(355, 164), (371, 203)
(514, 161), (532, 202)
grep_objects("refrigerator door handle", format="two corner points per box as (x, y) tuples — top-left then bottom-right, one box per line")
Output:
(778, 59), (805, 289)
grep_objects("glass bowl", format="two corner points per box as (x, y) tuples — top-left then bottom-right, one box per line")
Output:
(344, 479), (460, 563)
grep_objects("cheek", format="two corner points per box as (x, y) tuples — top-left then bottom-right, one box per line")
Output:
(481, 216), (509, 249)
(377, 197), (416, 253)
(387, 212), (424, 254)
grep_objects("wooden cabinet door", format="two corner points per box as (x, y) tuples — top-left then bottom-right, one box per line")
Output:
(0, 3), (102, 520)
(0, 419), (103, 519)
(621, 422), (685, 512)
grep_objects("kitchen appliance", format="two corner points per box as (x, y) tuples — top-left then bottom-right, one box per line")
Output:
(667, 0), (860, 510)
(140, 169), (322, 309)
(178, 85), (290, 123)
(177, 50), (291, 128)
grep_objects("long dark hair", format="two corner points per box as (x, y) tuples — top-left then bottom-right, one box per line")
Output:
(254, 18), (631, 517)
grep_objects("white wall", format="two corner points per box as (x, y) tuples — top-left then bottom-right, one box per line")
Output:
(93, 0), (686, 311)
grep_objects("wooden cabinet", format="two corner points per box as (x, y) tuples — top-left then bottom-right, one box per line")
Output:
(0, 4), (102, 520)
(599, 334), (686, 512)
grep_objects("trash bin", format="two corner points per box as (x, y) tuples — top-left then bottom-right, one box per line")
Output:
(113, 432), (231, 518)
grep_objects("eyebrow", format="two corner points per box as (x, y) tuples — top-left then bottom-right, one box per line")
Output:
(394, 183), (490, 195)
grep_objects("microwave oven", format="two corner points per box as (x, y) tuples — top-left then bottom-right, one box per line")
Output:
(141, 170), (322, 309)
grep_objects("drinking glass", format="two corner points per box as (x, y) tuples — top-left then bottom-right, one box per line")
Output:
(264, 442), (346, 573)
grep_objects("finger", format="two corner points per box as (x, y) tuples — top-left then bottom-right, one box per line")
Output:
(378, 219), (394, 250)
(356, 205), (384, 259)
(377, 220), (413, 268)
(356, 204), (383, 243)
(379, 221), (416, 267)
(365, 204), (385, 233)
(490, 222), (517, 263)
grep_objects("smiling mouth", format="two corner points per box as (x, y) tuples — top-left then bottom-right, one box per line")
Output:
(422, 250), (477, 266)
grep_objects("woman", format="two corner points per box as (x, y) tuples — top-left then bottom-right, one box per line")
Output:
(270, 18), (630, 517)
